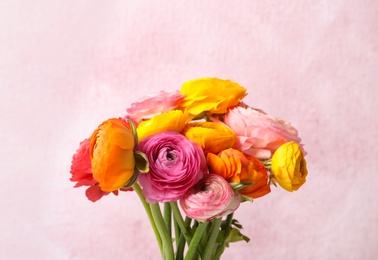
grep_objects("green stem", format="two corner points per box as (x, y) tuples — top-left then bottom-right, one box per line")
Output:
(223, 213), (234, 238)
(176, 217), (192, 260)
(164, 202), (172, 237)
(173, 217), (181, 257)
(202, 218), (222, 260)
(184, 222), (209, 260)
(175, 236), (185, 260)
(150, 203), (175, 260)
(132, 183), (162, 252)
(214, 213), (234, 258)
(170, 202), (192, 244)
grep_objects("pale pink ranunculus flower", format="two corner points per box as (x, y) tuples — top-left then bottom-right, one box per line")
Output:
(137, 131), (207, 203)
(180, 174), (241, 222)
(224, 106), (304, 160)
(126, 90), (185, 124)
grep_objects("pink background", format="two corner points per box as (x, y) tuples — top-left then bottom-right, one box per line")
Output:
(1, 1), (378, 259)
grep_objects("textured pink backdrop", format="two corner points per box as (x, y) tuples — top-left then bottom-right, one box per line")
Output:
(1, 1), (378, 259)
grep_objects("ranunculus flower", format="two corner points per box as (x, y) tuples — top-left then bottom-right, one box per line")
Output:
(224, 106), (304, 160)
(90, 118), (136, 192)
(207, 148), (270, 199)
(136, 110), (192, 141)
(137, 131), (207, 203)
(179, 78), (247, 116)
(126, 90), (185, 124)
(70, 138), (112, 202)
(182, 122), (236, 154)
(271, 141), (308, 192)
(180, 174), (241, 222)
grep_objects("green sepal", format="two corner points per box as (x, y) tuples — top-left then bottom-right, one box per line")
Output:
(230, 182), (254, 191)
(123, 168), (139, 189)
(269, 174), (278, 187)
(127, 118), (138, 147)
(240, 195), (253, 203)
(261, 159), (272, 169)
(134, 151), (149, 173)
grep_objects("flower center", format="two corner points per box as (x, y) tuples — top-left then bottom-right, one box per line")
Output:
(166, 151), (176, 161)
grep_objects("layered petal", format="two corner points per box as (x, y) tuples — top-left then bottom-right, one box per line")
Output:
(137, 131), (207, 203)
(271, 141), (308, 192)
(207, 148), (270, 199)
(126, 90), (184, 124)
(180, 174), (241, 222)
(70, 138), (110, 202)
(90, 118), (136, 192)
(180, 78), (247, 116)
(182, 121), (236, 154)
(224, 106), (304, 160)
(137, 110), (192, 141)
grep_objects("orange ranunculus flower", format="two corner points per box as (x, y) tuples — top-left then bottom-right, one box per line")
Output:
(207, 148), (270, 199)
(90, 118), (136, 192)
(182, 122), (236, 154)
(136, 110), (192, 141)
(271, 141), (307, 192)
(179, 78), (247, 116)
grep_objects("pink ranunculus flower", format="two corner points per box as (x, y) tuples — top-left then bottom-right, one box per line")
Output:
(180, 174), (241, 222)
(224, 106), (304, 160)
(70, 138), (111, 202)
(137, 131), (207, 203)
(126, 90), (185, 124)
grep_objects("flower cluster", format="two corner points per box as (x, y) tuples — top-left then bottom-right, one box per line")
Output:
(70, 78), (308, 259)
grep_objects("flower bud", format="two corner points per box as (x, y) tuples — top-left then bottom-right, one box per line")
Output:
(271, 141), (308, 191)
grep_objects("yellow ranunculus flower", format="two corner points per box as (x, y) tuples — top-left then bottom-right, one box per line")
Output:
(182, 122), (236, 154)
(180, 78), (247, 115)
(137, 110), (192, 141)
(271, 141), (308, 192)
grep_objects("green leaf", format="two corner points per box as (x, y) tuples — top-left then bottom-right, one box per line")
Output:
(224, 228), (250, 247)
(134, 151), (149, 173)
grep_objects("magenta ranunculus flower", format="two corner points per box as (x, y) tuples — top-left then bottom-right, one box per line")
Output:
(137, 131), (207, 203)
(224, 106), (304, 160)
(126, 90), (185, 124)
(180, 174), (241, 222)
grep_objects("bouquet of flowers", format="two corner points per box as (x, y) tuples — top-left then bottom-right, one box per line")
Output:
(70, 78), (308, 260)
